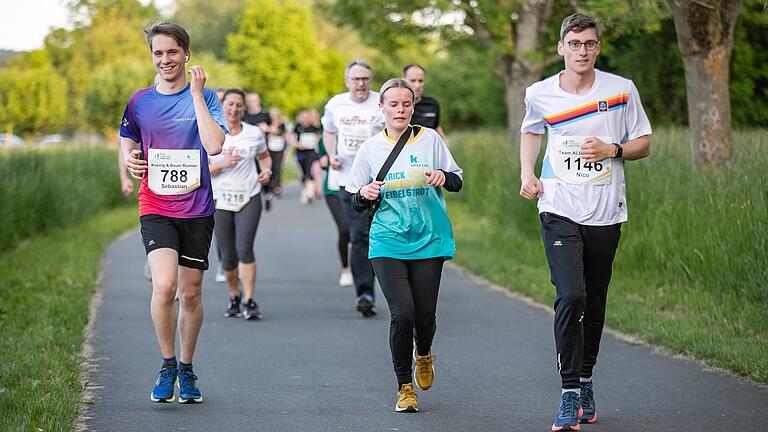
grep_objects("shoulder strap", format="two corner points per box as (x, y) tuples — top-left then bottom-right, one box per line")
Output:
(375, 126), (420, 182)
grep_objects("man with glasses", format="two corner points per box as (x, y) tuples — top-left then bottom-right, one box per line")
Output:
(519, 13), (651, 431)
(322, 60), (385, 317)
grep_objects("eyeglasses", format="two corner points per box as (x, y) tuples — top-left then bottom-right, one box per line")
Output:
(348, 77), (371, 83)
(565, 39), (599, 51)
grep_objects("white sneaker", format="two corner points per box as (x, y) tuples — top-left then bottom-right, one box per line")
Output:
(215, 264), (226, 283)
(338, 270), (353, 287)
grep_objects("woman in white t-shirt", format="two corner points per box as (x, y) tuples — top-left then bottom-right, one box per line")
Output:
(209, 89), (272, 321)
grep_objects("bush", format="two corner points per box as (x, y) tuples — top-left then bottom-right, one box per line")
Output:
(0, 147), (131, 254)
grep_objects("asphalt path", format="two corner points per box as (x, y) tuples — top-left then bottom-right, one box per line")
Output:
(83, 183), (768, 431)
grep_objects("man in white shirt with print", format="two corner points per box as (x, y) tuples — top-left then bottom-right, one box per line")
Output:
(519, 13), (651, 431)
(322, 60), (385, 317)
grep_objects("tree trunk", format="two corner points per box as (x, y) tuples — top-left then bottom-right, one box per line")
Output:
(502, 0), (554, 146)
(667, 0), (743, 170)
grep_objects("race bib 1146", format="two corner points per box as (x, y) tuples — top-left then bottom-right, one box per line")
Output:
(147, 149), (201, 195)
(552, 136), (612, 185)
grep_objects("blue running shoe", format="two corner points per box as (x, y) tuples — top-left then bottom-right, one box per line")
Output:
(578, 381), (597, 424)
(552, 391), (582, 431)
(150, 368), (177, 403)
(177, 371), (203, 403)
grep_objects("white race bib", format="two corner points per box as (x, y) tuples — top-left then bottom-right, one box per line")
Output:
(552, 136), (612, 185)
(327, 167), (340, 191)
(147, 149), (201, 195)
(299, 132), (318, 150)
(268, 136), (285, 152)
(215, 179), (251, 212)
(339, 124), (372, 155)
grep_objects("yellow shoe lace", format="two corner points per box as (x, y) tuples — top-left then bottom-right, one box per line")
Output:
(399, 384), (417, 401)
(415, 354), (435, 377)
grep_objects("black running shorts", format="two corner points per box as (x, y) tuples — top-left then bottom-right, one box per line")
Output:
(139, 214), (215, 270)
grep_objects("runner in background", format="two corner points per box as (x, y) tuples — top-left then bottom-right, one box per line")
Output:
(318, 136), (353, 287)
(321, 60), (385, 317)
(215, 87), (226, 101)
(243, 92), (273, 208)
(209, 88), (272, 320)
(402, 64), (448, 145)
(267, 107), (288, 200)
(291, 109), (321, 204)
(121, 22), (227, 405)
(308, 108), (325, 200)
(519, 13), (652, 431)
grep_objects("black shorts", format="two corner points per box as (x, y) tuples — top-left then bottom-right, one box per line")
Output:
(139, 214), (215, 270)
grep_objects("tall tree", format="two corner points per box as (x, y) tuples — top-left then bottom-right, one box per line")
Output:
(173, 0), (244, 58)
(325, 0), (557, 144)
(84, 59), (154, 138)
(0, 65), (68, 136)
(227, 0), (344, 115)
(667, 0), (744, 169)
(325, 0), (665, 144)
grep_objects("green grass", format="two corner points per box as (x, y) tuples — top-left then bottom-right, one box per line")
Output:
(447, 127), (768, 382)
(0, 206), (138, 431)
(0, 147), (130, 254)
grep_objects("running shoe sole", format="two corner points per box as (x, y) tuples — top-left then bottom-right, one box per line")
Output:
(395, 405), (418, 413)
(579, 412), (597, 424)
(177, 382), (203, 404)
(244, 312), (263, 320)
(150, 393), (175, 403)
(552, 407), (583, 431)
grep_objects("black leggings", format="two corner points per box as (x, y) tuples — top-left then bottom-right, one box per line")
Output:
(540, 212), (621, 389)
(371, 257), (445, 387)
(324, 194), (349, 268)
(213, 194), (263, 271)
(296, 149), (317, 182)
(268, 149), (284, 190)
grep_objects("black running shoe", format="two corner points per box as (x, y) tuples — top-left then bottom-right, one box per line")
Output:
(224, 295), (241, 318)
(243, 299), (263, 320)
(355, 295), (376, 318)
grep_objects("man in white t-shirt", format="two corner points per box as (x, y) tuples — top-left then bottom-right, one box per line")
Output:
(322, 60), (385, 317)
(519, 13), (651, 431)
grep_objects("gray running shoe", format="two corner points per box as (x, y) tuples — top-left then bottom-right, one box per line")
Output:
(224, 295), (241, 318)
(243, 299), (262, 320)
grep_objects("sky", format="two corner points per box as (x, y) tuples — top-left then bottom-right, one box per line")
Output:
(0, 0), (174, 52)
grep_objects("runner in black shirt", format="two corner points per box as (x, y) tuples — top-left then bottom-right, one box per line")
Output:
(243, 92), (274, 208)
(403, 64), (449, 144)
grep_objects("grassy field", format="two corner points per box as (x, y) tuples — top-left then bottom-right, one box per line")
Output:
(447, 127), (768, 382)
(0, 147), (129, 254)
(0, 206), (137, 431)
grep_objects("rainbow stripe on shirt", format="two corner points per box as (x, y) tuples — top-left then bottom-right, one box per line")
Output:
(544, 93), (629, 128)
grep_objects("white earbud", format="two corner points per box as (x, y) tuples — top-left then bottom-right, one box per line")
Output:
(185, 56), (189, 62)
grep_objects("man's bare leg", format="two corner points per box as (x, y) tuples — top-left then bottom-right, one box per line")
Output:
(177, 265), (205, 364)
(148, 248), (180, 359)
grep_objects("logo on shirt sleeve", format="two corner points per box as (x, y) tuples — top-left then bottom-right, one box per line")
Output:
(122, 117), (129, 127)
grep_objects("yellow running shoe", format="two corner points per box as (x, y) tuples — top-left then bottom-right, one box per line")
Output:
(395, 383), (419, 412)
(413, 346), (435, 390)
